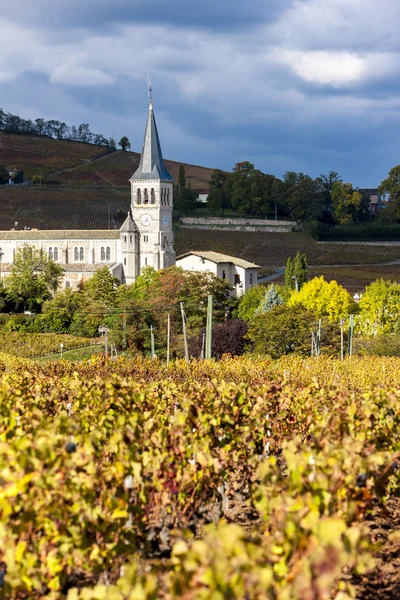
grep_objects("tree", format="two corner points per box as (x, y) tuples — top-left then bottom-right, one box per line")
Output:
(247, 305), (315, 358)
(41, 289), (80, 333)
(0, 165), (9, 185)
(288, 276), (356, 322)
(82, 266), (119, 307)
(331, 181), (365, 224)
(256, 284), (284, 314)
(285, 253), (308, 291)
(284, 173), (324, 222)
(379, 165), (400, 218)
(108, 137), (117, 150)
(5, 245), (63, 311)
(318, 170), (342, 216)
(189, 319), (248, 359)
(119, 136), (131, 151)
(178, 165), (186, 191)
(228, 161), (255, 214)
(357, 279), (400, 336)
(207, 169), (230, 216)
(237, 285), (266, 322)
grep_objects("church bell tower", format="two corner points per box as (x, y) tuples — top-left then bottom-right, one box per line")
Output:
(123, 96), (175, 282)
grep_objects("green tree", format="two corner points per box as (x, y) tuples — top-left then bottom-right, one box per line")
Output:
(284, 173), (324, 222)
(357, 279), (400, 335)
(118, 136), (131, 151)
(207, 169), (230, 216)
(331, 182), (365, 224)
(228, 161), (255, 214)
(256, 284), (284, 314)
(178, 164), (186, 191)
(285, 254), (308, 291)
(237, 285), (266, 322)
(0, 165), (9, 185)
(5, 245), (63, 311)
(82, 266), (119, 307)
(379, 165), (400, 217)
(288, 276), (356, 322)
(41, 288), (80, 333)
(247, 305), (315, 358)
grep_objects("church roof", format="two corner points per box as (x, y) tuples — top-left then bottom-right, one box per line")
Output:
(177, 251), (260, 269)
(120, 211), (138, 232)
(0, 230), (120, 240)
(131, 100), (173, 182)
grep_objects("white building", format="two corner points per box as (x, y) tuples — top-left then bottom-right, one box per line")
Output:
(0, 98), (176, 288)
(176, 251), (259, 297)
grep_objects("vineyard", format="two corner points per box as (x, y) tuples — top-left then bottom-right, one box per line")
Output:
(0, 353), (398, 598)
(53, 149), (215, 190)
(0, 332), (100, 358)
(0, 132), (109, 179)
(176, 228), (400, 267)
(0, 132), (215, 190)
(0, 186), (130, 230)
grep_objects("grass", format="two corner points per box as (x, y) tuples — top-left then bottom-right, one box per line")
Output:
(34, 344), (104, 363)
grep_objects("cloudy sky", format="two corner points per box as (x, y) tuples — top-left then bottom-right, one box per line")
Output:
(1, 0), (400, 186)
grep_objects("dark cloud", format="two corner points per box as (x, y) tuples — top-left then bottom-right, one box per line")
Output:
(2, 0), (291, 32)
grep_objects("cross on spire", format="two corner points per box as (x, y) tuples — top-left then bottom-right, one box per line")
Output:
(148, 74), (152, 102)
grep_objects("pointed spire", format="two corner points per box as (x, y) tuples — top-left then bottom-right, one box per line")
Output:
(131, 100), (173, 181)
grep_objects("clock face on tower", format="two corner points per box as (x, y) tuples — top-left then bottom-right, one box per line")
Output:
(163, 216), (168, 225)
(141, 214), (151, 227)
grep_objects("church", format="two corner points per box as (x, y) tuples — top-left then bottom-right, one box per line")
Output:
(0, 99), (176, 289)
(0, 100), (258, 296)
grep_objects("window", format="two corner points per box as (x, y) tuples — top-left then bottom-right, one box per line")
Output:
(234, 274), (240, 285)
(249, 273), (253, 285)
(79, 247), (84, 261)
(130, 235), (132, 243)
(144, 188), (149, 204)
(143, 235), (148, 243)
(124, 258), (126, 265)
(137, 189), (141, 205)
(167, 189), (170, 205)
(53, 247), (58, 261)
(106, 247), (110, 261)
(48, 247), (53, 260)
(151, 188), (155, 204)
(222, 270), (226, 280)
(101, 247), (105, 261)
(74, 247), (79, 261)
(65, 281), (71, 289)
(145, 258), (148, 266)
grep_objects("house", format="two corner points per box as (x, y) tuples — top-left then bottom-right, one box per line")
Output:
(358, 188), (383, 216)
(176, 251), (259, 297)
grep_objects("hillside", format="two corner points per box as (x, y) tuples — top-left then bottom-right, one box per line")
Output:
(0, 132), (215, 189)
(175, 228), (400, 268)
(0, 132), (109, 179)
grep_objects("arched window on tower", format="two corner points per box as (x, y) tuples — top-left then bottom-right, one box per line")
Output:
(53, 247), (58, 261)
(137, 189), (141, 205)
(163, 236), (168, 249)
(74, 247), (79, 261)
(151, 188), (155, 204)
(48, 247), (53, 260)
(106, 247), (110, 261)
(101, 247), (105, 261)
(222, 270), (226, 280)
(161, 188), (164, 205)
(167, 189), (170, 205)
(79, 247), (84, 261)
(144, 189), (149, 204)
(65, 281), (71, 289)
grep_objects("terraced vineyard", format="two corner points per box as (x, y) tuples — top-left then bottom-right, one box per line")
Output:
(54, 148), (215, 189)
(0, 132), (110, 179)
(0, 186), (130, 230)
(176, 228), (400, 267)
(0, 354), (398, 599)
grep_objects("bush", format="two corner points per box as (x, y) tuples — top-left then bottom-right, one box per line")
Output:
(354, 335), (400, 356)
(189, 319), (248, 359)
